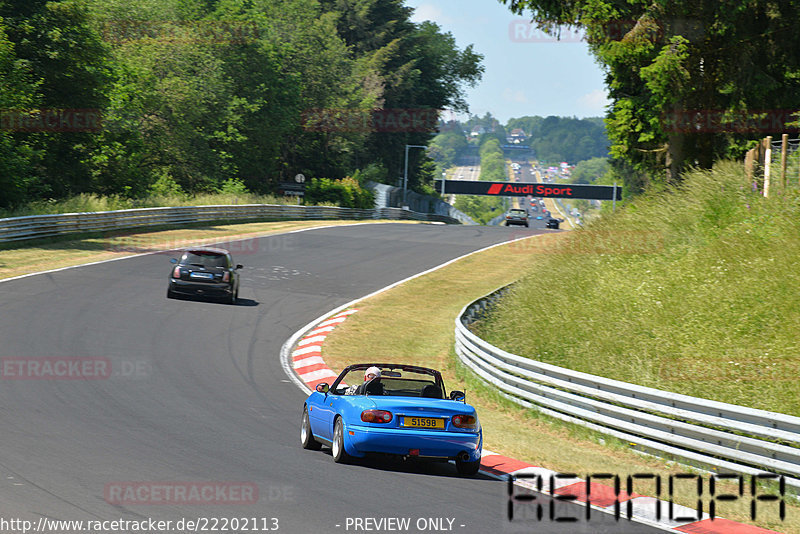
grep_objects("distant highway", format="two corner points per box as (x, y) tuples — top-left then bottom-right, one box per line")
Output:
(443, 155), (574, 230)
(505, 159), (553, 229)
(450, 164), (480, 181)
(443, 164), (480, 204)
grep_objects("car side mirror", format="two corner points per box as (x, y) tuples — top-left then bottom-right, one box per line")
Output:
(170, 258), (178, 264)
(450, 390), (465, 401)
(315, 383), (329, 394)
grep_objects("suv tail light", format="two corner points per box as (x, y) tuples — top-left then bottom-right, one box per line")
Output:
(361, 410), (392, 423)
(451, 414), (478, 430)
(172, 266), (182, 278)
(222, 271), (230, 282)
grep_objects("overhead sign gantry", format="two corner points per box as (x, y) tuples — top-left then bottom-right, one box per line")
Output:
(434, 180), (621, 201)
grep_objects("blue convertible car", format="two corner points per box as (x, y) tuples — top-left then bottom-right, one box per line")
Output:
(301, 363), (483, 475)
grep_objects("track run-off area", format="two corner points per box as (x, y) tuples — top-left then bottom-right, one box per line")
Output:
(0, 223), (669, 533)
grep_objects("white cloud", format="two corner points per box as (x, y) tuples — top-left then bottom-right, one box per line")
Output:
(502, 88), (528, 104)
(410, 4), (452, 24)
(577, 90), (610, 113)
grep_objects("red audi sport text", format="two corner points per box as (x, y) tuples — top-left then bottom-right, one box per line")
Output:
(489, 184), (573, 197)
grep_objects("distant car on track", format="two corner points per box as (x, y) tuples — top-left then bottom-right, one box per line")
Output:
(301, 363), (483, 475)
(167, 247), (242, 304)
(504, 208), (529, 227)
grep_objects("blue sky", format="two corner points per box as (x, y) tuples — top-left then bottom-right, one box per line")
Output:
(405, 0), (610, 124)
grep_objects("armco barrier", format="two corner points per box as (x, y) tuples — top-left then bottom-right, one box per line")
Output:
(455, 286), (800, 491)
(0, 204), (464, 244)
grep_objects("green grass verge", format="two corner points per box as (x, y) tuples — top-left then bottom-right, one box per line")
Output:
(475, 160), (800, 417)
(320, 233), (796, 533)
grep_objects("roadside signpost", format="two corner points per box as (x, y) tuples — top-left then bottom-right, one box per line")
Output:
(280, 173), (306, 203)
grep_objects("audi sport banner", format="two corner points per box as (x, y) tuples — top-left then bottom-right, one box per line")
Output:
(435, 180), (621, 200)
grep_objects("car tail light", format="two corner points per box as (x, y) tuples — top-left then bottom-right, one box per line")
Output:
(222, 271), (230, 282)
(451, 414), (478, 429)
(361, 410), (392, 423)
(172, 266), (182, 278)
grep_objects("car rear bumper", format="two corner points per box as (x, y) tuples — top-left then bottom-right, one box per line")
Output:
(345, 424), (482, 461)
(169, 279), (233, 297)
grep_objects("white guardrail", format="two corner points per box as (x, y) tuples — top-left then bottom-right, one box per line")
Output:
(0, 205), (463, 243)
(456, 286), (800, 490)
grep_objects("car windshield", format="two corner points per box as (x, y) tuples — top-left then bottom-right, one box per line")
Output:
(334, 366), (443, 398)
(509, 210), (526, 216)
(181, 252), (228, 268)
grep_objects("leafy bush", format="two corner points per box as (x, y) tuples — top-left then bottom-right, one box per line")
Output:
(304, 176), (374, 209)
(351, 163), (388, 186)
(218, 178), (249, 196)
(148, 173), (186, 198)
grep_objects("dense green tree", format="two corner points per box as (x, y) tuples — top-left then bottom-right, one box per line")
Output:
(569, 157), (610, 185)
(526, 116), (608, 163)
(0, 20), (40, 207)
(500, 0), (800, 190)
(320, 0), (483, 193)
(0, 0), (484, 208)
(0, 0), (112, 202)
(506, 115), (543, 138)
(453, 135), (505, 222)
(429, 129), (468, 172)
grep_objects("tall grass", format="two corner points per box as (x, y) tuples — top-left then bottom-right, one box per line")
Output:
(0, 192), (306, 219)
(475, 160), (800, 415)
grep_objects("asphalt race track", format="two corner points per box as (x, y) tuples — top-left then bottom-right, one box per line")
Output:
(0, 223), (662, 533)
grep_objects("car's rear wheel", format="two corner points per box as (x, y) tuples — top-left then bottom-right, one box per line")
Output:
(455, 456), (481, 475)
(301, 407), (321, 450)
(332, 417), (351, 463)
(226, 287), (237, 305)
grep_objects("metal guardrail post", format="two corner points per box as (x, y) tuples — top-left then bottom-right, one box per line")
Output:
(455, 285), (800, 490)
(0, 204), (464, 244)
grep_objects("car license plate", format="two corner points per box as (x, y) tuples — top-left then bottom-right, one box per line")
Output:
(190, 272), (214, 279)
(403, 417), (444, 429)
